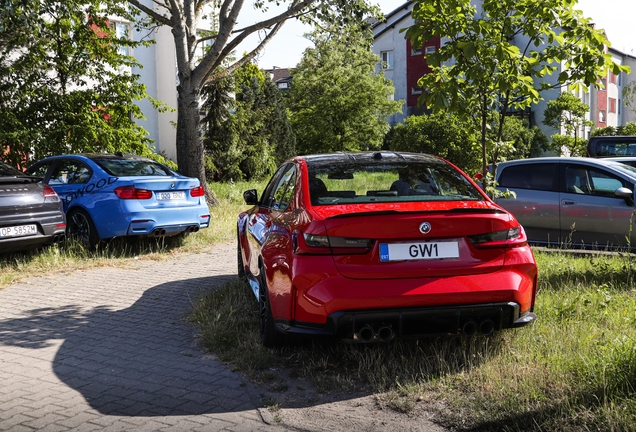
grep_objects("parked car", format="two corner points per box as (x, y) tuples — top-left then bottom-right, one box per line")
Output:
(238, 151), (538, 348)
(587, 135), (636, 158)
(495, 157), (636, 249)
(0, 161), (66, 253)
(604, 157), (636, 168)
(25, 154), (210, 248)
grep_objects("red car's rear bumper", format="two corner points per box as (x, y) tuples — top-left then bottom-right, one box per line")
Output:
(276, 301), (535, 341)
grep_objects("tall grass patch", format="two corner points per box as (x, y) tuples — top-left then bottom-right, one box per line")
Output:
(191, 250), (636, 431)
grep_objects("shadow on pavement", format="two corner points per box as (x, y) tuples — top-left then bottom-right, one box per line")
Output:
(0, 274), (260, 416)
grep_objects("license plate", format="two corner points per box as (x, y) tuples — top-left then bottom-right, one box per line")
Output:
(379, 241), (459, 262)
(0, 224), (38, 238)
(157, 191), (185, 201)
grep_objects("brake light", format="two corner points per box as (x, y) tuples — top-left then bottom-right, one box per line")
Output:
(114, 186), (153, 200)
(43, 185), (60, 202)
(190, 185), (205, 197)
(293, 231), (372, 255)
(468, 225), (528, 249)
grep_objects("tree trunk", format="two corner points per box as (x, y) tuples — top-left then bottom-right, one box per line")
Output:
(175, 77), (221, 207)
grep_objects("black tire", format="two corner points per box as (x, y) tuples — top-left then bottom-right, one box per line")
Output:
(67, 209), (100, 250)
(237, 233), (246, 281)
(259, 270), (288, 348)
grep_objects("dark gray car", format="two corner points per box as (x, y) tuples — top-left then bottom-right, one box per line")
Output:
(0, 162), (66, 253)
(495, 157), (636, 250)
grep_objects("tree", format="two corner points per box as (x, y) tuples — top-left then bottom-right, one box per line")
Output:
(405, 0), (629, 188)
(591, 122), (636, 137)
(384, 112), (480, 174)
(0, 0), (157, 168)
(126, 0), (380, 203)
(289, 25), (402, 154)
(542, 92), (594, 155)
(202, 62), (295, 181)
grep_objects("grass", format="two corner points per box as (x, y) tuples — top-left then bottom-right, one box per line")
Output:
(0, 179), (265, 289)
(189, 249), (636, 431)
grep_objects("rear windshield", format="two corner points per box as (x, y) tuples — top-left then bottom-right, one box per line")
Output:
(308, 161), (483, 205)
(590, 138), (636, 157)
(0, 161), (24, 177)
(93, 159), (174, 177)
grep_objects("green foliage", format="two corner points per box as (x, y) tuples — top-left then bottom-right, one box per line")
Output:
(591, 122), (636, 137)
(202, 62), (295, 181)
(405, 0), (630, 188)
(543, 92), (594, 155)
(289, 24), (402, 154)
(549, 134), (586, 156)
(0, 0), (158, 167)
(384, 112), (480, 174)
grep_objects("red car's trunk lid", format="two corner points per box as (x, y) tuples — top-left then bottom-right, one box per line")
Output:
(324, 208), (511, 280)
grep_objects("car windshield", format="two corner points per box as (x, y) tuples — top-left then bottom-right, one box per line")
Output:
(606, 161), (636, 179)
(307, 160), (482, 205)
(93, 159), (174, 177)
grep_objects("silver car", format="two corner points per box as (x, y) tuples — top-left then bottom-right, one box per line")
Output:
(0, 162), (66, 253)
(495, 157), (636, 249)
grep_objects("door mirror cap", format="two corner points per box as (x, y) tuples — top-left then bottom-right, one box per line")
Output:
(615, 187), (634, 204)
(243, 189), (259, 205)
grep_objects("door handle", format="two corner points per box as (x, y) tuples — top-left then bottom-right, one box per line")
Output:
(561, 200), (576, 205)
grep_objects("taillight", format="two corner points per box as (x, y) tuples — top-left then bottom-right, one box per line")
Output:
(114, 185), (153, 200)
(468, 225), (528, 248)
(190, 185), (205, 197)
(293, 232), (372, 255)
(43, 185), (60, 202)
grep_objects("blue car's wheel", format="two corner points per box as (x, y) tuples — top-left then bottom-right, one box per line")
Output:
(67, 209), (100, 250)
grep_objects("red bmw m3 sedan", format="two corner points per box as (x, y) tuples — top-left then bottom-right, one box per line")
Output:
(237, 152), (538, 348)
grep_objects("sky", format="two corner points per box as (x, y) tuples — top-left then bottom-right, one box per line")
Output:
(236, 0), (636, 69)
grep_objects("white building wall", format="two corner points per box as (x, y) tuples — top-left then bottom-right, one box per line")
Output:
(131, 1), (178, 163)
(372, 3), (414, 126)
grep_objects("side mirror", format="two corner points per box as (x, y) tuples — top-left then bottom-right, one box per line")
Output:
(243, 189), (258, 205)
(615, 187), (634, 205)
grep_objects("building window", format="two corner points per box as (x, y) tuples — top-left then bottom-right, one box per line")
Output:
(411, 47), (422, 56)
(113, 21), (131, 56)
(599, 110), (606, 122)
(411, 87), (422, 95)
(381, 51), (394, 69)
(424, 46), (436, 54)
(277, 82), (288, 89)
(609, 98), (616, 113)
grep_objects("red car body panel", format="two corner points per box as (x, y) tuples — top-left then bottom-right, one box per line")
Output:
(239, 152), (538, 344)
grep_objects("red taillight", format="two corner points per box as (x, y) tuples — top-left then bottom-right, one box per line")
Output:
(43, 184), (59, 201)
(293, 231), (372, 255)
(114, 185), (153, 200)
(190, 185), (205, 197)
(468, 225), (528, 249)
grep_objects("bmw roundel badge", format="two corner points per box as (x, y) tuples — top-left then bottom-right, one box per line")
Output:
(419, 222), (432, 234)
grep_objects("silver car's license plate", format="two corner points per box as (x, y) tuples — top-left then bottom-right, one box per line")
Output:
(379, 241), (459, 262)
(157, 191), (186, 201)
(0, 224), (38, 238)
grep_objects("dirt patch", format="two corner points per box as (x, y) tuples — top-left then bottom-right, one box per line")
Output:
(254, 366), (449, 432)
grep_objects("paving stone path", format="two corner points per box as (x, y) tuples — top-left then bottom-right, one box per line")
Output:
(0, 242), (285, 431)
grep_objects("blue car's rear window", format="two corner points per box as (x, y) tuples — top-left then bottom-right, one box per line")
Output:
(93, 159), (174, 177)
